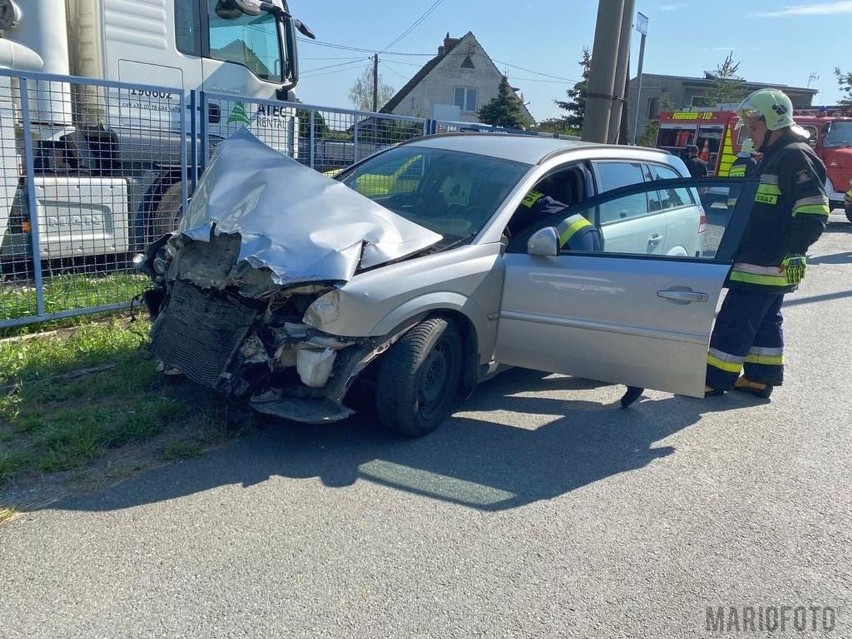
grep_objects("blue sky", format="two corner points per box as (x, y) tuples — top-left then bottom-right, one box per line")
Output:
(289, 0), (849, 122)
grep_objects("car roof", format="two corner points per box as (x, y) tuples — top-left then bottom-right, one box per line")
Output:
(400, 132), (677, 166)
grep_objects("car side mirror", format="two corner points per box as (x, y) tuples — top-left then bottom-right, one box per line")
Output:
(527, 227), (559, 257)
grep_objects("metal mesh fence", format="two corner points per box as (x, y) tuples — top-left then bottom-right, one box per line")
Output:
(0, 70), (187, 329)
(0, 71), (573, 329)
(201, 95), (428, 174)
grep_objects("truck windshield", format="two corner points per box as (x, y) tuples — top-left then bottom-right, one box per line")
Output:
(824, 122), (852, 148)
(208, 5), (284, 81)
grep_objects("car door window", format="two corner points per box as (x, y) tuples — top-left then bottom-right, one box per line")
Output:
(594, 162), (648, 224)
(647, 163), (696, 211)
(526, 176), (755, 259)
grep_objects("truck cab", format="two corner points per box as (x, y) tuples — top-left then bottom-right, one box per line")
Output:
(0, 0), (313, 263)
(796, 113), (852, 214)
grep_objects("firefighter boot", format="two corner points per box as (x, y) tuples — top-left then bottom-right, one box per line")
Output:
(704, 385), (724, 397)
(733, 377), (773, 398)
(620, 386), (644, 408)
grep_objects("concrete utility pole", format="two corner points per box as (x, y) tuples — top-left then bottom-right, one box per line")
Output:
(582, 0), (625, 142)
(608, 0), (635, 144)
(372, 53), (379, 112)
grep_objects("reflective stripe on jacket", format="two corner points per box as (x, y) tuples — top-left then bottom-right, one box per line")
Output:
(521, 190), (602, 251)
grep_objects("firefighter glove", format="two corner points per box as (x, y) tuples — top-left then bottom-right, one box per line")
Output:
(781, 254), (807, 285)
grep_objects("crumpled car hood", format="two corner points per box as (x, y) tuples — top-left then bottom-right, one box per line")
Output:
(178, 128), (442, 285)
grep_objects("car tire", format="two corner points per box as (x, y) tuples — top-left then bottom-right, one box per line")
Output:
(151, 182), (185, 243)
(376, 317), (462, 438)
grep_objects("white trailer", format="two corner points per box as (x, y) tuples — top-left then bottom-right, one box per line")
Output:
(0, 0), (312, 262)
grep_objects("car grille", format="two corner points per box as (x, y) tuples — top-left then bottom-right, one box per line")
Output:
(150, 280), (258, 389)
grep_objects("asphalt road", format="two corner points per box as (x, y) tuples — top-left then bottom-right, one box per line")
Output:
(2, 214), (851, 639)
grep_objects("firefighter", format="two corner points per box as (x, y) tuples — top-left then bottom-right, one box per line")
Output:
(685, 144), (708, 178)
(516, 187), (602, 251)
(726, 138), (760, 208)
(845, 178), (852, 214)
(728, 138), (760, 178)
(705, 88), (829, 398)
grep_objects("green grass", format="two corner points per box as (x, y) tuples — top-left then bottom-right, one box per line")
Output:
(0, 271), (149, 324)
(0, 314), (252, 493)
(0, 506), (17, 523)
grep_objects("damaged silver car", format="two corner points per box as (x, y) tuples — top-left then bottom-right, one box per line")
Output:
(139, 129), (755, 437)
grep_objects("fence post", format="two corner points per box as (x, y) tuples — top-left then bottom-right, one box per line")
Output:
(189, 90), (197, 193)
(180, 90), (188, 217)
(353, 118), (359, 163)
(18, 77), (45, 317)
(200, 91), (209, 175)
(309, 110), (315, 170)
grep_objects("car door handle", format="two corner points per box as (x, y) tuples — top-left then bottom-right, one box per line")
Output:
(648, 234), (663, 246)
(657, 288), (708, 303)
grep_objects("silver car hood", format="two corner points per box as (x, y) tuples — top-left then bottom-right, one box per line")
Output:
(178, 128), (442, 285)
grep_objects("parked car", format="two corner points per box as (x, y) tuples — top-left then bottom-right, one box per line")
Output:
(138, 130), (755, 437)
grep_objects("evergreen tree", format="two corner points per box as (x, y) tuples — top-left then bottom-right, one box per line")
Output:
(705, 52), (746, 107)
(297, 108), (329, 140)
(478, 76), (529, 128)
(835, 67), (852, 108)
(555, 47), (591, 131)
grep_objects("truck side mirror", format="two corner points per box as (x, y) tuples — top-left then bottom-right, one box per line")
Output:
(276, 88), (296, 102)
(214, 0), (243, 19)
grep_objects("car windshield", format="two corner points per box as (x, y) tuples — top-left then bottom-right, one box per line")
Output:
(824, 121), (852, 148)
(339, 146), (529, 245)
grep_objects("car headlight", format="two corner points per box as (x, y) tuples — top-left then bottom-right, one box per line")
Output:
(303, 289), (340, 328)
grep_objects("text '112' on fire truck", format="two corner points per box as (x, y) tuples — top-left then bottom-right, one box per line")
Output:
(655, 106), (852, 222)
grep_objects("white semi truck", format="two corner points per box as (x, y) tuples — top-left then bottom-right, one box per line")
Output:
(0, 0), (313, 263)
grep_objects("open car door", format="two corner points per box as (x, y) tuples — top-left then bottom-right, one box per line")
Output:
(495, 176), (757, 397)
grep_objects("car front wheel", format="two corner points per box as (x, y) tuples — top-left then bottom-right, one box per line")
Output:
(376, 317), (462, 437)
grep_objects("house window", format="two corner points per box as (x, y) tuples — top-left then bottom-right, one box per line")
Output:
(691, 95), (713, 107)
(454, 88), (477, 113)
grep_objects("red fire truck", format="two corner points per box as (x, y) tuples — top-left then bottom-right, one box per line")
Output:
(655, 110), (742, 178)
(794, 108), (852, 221)
(656, 107), (852, 221)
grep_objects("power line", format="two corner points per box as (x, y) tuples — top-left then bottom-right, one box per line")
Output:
(300, 60), (369, 79)
(381, 0), (444, 53)
(297, 37), (433, 57)
(296, 37), (580, 86)
(381, 61), (416, 81)
(492, 59), (578, 83)
(301, 58), (371, 74)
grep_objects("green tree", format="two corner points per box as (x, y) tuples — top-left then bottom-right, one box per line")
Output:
(705, 52), (746, 107)
(533, 118), (579, 137)
(635, 91), (674, 147)
(297, 108), (329, 140)
(555, 47), (591, 131)
(478, 76), (529, 128)
(348, 65), (394, 112)
(378, 119), (425, 143)
(834, 67), (852, 107)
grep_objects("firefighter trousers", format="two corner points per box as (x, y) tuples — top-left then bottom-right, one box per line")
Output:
(706, 287), (785, 390)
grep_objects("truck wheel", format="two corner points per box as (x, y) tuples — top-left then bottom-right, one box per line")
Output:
(150, 182), (186, 242)
(376, 317), (462, 438)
